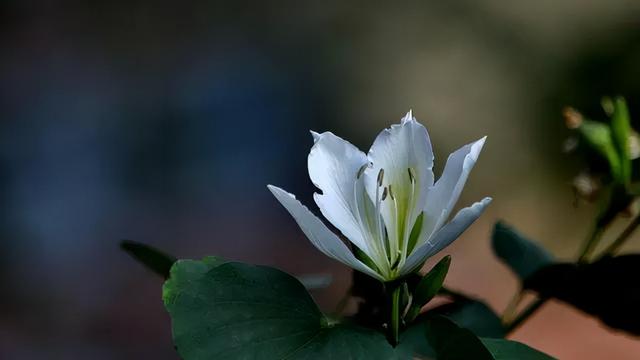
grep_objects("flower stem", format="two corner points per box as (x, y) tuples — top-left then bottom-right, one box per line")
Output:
(505, 297), (545, 333)
(577, 225), (605, 264)
(501, 292), (524, 325)
(506, 223), (606, 333)
(389, 285), (401, 346)
(596, 214), (640, 259)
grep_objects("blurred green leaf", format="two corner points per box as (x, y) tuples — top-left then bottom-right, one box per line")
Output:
(580, 119), (622, 182)
(120, 240), (176, 279)
(406, 256), (451, 321)
(492, 222), (554, 280)
(609, 97), (632, 184)
(163, 259), (405, 359)
(524, 255), (640, 336)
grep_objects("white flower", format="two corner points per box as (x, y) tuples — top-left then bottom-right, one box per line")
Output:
(268, 111), (491, 282)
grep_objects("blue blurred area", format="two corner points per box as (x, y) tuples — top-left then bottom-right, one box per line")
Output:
(0, 3), (333, 358)
(1, 1), (640, 359)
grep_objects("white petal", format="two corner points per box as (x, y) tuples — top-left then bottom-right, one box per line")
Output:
(310, 130), (322, 143)
(267, 185), (384, 281)
(400, 197), (492, 276)
(308, 132), (380, 259)
(364, 112), (435, 258)
(422, 137), (486, 238)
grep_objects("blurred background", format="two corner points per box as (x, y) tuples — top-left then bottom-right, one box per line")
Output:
(2, 1), (640, 359)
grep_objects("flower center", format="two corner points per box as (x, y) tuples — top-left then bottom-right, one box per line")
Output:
(353, 164), (421, 279)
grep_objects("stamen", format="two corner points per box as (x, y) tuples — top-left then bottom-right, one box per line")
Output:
(407, 167), (416, 183)
(377, 168), (385, 186)
(400, 170), (417, 263)
(381, 187), (388, 201)
(356, 163), (368, 179)
(352, 175), (386, 273)
(374, 177), (388, 261)
(385, 183), (400, 266)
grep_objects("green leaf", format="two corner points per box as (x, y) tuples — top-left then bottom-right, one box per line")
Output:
(425, 316), (494, 359)
(609, 97), (632, 184)
(163, 259), (403, 360)
(430, 298), (505, 338)
(397, 322), (436, 359)
(120, 240), (176, 278)
(481, 338), (555, 360)
(492, 222), (554, 280)
(406, 256), (451, 321)
(425, 316), (554, 360)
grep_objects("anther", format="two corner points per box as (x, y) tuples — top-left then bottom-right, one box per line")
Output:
(381, 187), (388, 201)
(356, 163), (368, 179)
(407, 167), (416, 183)
(377, 168), (385, 186)
(388, 184), (395, 200)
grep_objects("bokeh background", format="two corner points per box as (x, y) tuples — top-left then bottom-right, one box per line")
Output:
(2, 1), (640, 359)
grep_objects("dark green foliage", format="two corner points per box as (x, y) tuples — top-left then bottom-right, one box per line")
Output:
(430, 298), (506, 338)
(425, 316), (554, 360)
(163, 259), (402, 360)
(492, 222), (555, 280)
(120, 240), (176, 278)
(524, 254), (640, 335)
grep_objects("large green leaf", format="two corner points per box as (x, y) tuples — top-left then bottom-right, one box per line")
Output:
(481, 338), (556, 360)
(425, 316), (555, 360)
(430, 298), (505, 338)
(120, 240), (176, 278)
(397, 322), (435, 359)
(492, 222), (554, 280)
(163, 259), (402, 360)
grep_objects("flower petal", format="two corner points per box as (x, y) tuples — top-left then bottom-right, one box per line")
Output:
(267, 185), (384, 281)
(422, 136), (486, 238)
(308, 131), (378, 258)
(401, 197), (492, 276)
(364, 111), (435, 259)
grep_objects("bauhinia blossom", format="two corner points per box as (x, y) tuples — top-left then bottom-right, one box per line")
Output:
(268, 111), (491, 282)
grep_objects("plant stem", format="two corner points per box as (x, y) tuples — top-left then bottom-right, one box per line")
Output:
(577, 225), (605, 264)
(506, 223), (606, 333)
(501, 292), (524, 325)
(389, 285), (401, 346)
(505, 297), (545, 333)
(597, 214), (640, 259)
